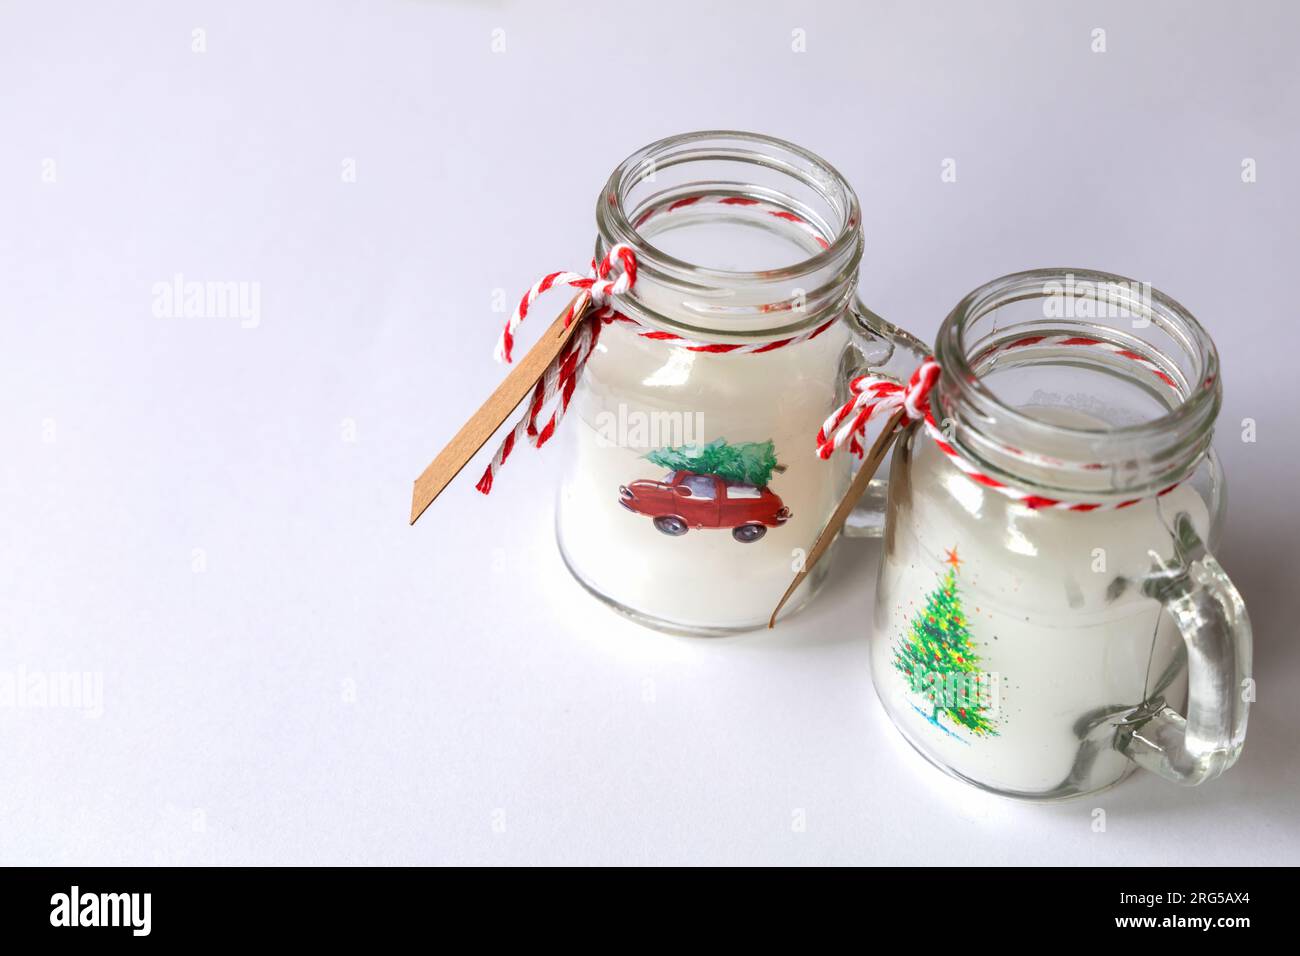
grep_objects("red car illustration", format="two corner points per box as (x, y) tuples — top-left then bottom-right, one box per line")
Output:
(618, 470), (791, 542)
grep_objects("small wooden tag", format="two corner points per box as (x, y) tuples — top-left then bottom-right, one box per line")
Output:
(768, 410), (905, 628)
(409, 294), (589, 525)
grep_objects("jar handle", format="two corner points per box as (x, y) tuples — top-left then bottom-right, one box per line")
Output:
(840, 298), (930, 538)
(1115, 512), (1253, 784)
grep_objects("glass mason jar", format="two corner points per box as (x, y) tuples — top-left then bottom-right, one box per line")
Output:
(869, 269), (1252, 799)
(554, 131), (923, 634)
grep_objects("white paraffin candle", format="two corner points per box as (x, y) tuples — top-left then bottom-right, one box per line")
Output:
(870, 408), (1209, 798)
(556, 320), (852, 633)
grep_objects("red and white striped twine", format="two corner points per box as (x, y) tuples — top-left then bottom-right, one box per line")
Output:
(632, 193), (832, 251)
(479, 197), (839, 494)
(968, 333), (1180, 392)
(817, 340), (1186, 512)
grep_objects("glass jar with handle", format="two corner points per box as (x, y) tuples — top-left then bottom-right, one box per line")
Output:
(864, 269), (1251, 798)
(549, 131), (924, 634)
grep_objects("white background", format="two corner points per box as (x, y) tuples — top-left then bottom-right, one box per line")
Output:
(2, 0), (1297, 865)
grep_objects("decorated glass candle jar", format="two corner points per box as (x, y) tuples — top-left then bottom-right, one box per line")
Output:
(864, 270), (1251, 799)
(542, 132), (922, 634)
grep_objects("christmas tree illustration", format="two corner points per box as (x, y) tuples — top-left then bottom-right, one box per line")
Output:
(645, 438), (783, 488)
(892, 548), (998, 739)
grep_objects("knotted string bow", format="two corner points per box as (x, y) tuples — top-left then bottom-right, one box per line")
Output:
(816, 358), (941, 459)
(477, 244), (637, 494)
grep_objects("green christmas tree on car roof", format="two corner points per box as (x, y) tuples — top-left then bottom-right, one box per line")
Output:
(645, 438), (784, 488)
(893, 549), (998, 739)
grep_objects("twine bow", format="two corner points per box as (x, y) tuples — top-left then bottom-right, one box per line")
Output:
(816, 358), (940, 459)
(477, 245), (637, 494)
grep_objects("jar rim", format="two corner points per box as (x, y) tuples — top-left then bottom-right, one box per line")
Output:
(593, 131), (864, 340)
(598, 130), (862, 284)
(932, 267), (1222, 495)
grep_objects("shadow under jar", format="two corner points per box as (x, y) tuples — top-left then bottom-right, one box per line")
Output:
(555, 132), (921, 635)
(869, 269), (1252, 799)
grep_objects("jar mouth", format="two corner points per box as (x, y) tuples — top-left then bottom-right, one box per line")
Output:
(595, 131), (863, 339)
(932, 268), (1222, 497)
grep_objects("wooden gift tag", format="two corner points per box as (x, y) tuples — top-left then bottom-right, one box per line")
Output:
(769, 410), (905, 628)
(409, 294), (588, 525)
